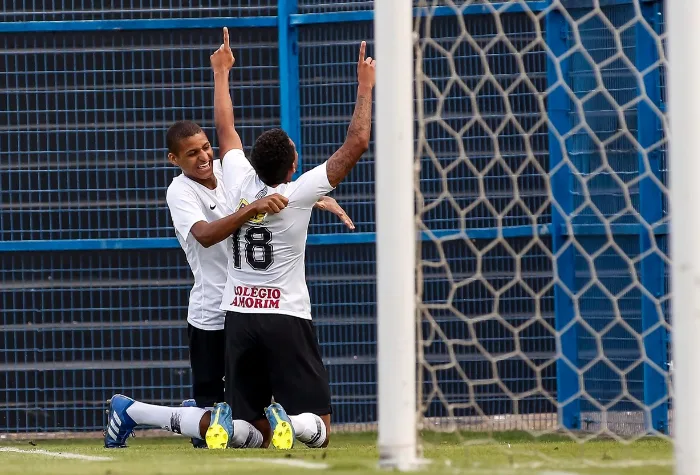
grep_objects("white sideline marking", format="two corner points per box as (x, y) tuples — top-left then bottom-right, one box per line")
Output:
(228, 457), (329, 470)
(0, 447), (113, 461)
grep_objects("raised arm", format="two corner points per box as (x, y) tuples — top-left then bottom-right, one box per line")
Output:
(326, 41), (376, 188)
(211, 27), (243, 158)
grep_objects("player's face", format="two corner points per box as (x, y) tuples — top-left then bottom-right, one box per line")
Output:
(168, 132), (215, 182)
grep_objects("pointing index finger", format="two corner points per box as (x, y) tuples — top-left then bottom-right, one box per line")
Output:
(359, 41), (366, 64)
(223, 27), (230, 48)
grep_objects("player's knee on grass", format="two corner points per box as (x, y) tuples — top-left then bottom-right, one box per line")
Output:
(198, 411), (212, 439)
(252, 418), (272, 448)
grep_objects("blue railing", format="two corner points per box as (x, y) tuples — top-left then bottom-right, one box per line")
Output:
(0, 0), (669, 434)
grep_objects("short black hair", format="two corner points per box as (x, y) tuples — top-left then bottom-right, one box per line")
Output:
(250, 128), (295, 186)
(166, 120), (203, 154)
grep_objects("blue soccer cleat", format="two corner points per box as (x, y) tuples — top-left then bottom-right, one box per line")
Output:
(205, 402), (233, 449)
(264, 402), (295, 450)
(182, 399), (208, 449)
(103, 394), (137, 448)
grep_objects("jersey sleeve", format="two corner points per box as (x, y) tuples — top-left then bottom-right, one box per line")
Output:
(221, 148), (253, 187)
(166, 182), (207, 239)
(285, 161), (335, 208)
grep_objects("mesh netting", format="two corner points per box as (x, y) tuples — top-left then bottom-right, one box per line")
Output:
(414, 0), (671, 451)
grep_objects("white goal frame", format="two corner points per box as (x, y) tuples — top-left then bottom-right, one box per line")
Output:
(374, 0), (418, 470)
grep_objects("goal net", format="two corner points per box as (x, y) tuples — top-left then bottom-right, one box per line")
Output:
(378, 0), (675, 471)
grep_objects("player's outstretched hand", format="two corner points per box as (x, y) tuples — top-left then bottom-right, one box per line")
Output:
(315, 196), (355, 230)
(254, 194), (289, 215)
(211, 27), (235, 74)
(357, 41), (376, 89)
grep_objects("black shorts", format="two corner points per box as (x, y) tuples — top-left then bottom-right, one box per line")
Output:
(224, 311), (331, 422)
(187, 324), (225, 408)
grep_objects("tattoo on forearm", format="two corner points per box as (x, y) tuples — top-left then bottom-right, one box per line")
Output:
(347, 93), (372, 140)
(326, 147), (354, 185)
(327, 89), (373, 186)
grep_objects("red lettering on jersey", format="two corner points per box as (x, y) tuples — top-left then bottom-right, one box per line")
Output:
(231, 286), (280, 309)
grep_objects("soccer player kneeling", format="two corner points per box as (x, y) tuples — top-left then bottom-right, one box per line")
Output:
(212, 34), (376, 450)
(104, 30), (373, 451)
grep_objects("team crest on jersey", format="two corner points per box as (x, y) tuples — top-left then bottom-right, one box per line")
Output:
(236, 198), (266, 224)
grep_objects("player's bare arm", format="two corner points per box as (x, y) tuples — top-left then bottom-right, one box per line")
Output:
(211, 27), (243, 157)
(190, 194), (288, 248)
(326, 41), (376, 188)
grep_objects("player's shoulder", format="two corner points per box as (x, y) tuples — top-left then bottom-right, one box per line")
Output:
(166, 174), (196, 202)
(222, 148), (252, 168)
(283, 162), (332, 197)
(166, 173), (186, 193)
(222, 147), (246, 160)
(296, 162), (329, 183)
(222, 148), (255, 184)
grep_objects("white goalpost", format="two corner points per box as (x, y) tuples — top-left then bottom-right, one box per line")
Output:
(669, 1), (700, 474)
(374, 0), (418, 470)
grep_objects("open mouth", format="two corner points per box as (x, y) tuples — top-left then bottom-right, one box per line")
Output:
(197, 161), (211, 171)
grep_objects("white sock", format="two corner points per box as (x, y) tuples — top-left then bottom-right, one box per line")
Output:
(290, 413), (327, 448)
(230, 420), (263, 448)
(126, 401), (206, 439)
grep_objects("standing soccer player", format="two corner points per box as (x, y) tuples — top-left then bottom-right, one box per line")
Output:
(211, 30), (376, 450)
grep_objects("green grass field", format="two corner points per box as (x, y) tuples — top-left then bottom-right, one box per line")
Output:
(0, 432), (672, 475)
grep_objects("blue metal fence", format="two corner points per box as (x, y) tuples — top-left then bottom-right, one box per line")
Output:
(0, 0), (669, 434)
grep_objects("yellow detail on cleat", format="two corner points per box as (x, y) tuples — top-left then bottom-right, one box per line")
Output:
(270, 408), (294, 450)
(205, 407), (229, 450)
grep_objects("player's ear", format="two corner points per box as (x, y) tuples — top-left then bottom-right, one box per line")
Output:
(167, 152), (179, 167)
